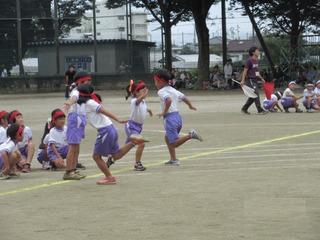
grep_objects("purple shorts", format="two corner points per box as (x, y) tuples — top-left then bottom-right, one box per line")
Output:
(47, 145), (69, 162)
(303, 99), (317, 108)
(263, 100), (275, 110)
(19, 145), (28, 158)
(94, 125), (120, 157)
(0, 155), (3, 170)
(37, 149), (48, 163)
(66, 112), (86, 144)
(281, 97), (295, 108)
(164, 112), (182, 144)
(125, 120), (143, 143)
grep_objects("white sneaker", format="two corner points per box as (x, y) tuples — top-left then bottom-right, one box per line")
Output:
(164, 159), (180, 166)
(189, 129), (203, 142)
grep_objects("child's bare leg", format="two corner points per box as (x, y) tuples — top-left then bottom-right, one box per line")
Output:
(93, 154), (112, 177)
(170, 135), (192, 148)
(135, 143), (145, 163)
(66, 144), (77, 171)
(26, 142), (35, 164)
(112, 142), (135, 161)
(74, 145), (80, 168)
(165, 136), (176, 160)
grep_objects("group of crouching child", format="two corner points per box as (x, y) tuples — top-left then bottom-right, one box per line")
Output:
(262, 80), (320, 113)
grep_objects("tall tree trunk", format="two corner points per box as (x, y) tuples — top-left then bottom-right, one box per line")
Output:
(193, 9), (209, 89)
(163, 11), (172, 71)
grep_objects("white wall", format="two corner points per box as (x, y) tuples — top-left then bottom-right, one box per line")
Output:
(68, 2), (148, 41)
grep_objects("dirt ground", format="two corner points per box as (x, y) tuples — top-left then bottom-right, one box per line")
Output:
(1, 90), (320, 240)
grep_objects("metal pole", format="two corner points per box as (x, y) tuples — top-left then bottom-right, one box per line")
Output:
(54, 0), (60, 75)
(93, 0), (98, 73)
(129, 1), (133, 68)
(221, 0), (227, 65)
(161, 16), (164, 68)
(16, 0), (24, 76)
(126, 1), (130, 68)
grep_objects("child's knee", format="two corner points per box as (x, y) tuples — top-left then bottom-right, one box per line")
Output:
(92, 154), (100, 162)
(28, 142), (35, 151)
(138, 143), (145, 149)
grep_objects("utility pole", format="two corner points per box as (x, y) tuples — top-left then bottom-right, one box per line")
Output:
(221, 0), (227, 65)
(93, 0), (98, 73)
(54, 0), (60, 75)
(161, 16), (165, 68)
(16, 0), (24, 76)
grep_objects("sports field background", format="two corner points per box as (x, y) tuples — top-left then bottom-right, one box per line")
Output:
(1, 90), (320, 240)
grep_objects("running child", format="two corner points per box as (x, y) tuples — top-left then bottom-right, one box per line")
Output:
(47, 109), (68, 170)
(8, 110), (35, 173)
(125, 80), (153, 171)
(263, 91), (283, 112)
(281, 81), (303, 113)
(0, 111), (8, 145)
(314, 80), (320, 106)
(302, 83), (320, 112)
(0, 124), (23, 180)
(154, 69), (203, 166)
(62, 71), (91, 180)
(78, 84), (146, 185)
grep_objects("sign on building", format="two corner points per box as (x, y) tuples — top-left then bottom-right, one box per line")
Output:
(65, 56), (94, 72)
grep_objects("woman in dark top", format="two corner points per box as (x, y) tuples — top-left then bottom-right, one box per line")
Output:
(64, 65), (76, 99)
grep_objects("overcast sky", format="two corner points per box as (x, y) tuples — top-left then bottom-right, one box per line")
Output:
(147, 2), (253, 45)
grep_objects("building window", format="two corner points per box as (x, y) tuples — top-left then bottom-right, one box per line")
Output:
(96, 9), (100, 13)
(118, 16), (125, 20)
(76, 29), (81, 33)
(96, 21), (100, 24)
(118, 27), (125, 32)
(135, 24), (146, 28)
(97, 32), (101, 36)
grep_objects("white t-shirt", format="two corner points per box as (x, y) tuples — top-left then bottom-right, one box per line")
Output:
(0, 138), (17, 154)
(264, 94), (278, 102)
(17, 126), (32, 149)
(0, 126), (7, 145)
(43, 134), (49, 145)
(157, 86), (185, 113)
(129, 98), (147, 124)
(85, 99), (113, 129)
(69, 88), (86, 115)
(48, 126), (67, 148)
(283, 88), (294, 98)
(303, 89), (315, 101)
(314, 87), (320, 96)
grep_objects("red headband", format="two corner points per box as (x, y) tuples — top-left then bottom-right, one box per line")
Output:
(75, 76), (92, 85)
(52, 111), (65, 122)
(0, 111), (8, 120)
(9, 111), (22, 123)
(17, 125), (24, 137)
(135, 81), (146, 93)
(154, 75), (167, 83)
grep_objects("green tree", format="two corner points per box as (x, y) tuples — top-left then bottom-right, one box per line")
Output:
(0, 0), (92, 71)
(230, 0), (319, 70)
(106, 0), (191, 71)
(173, 0), (218, 88)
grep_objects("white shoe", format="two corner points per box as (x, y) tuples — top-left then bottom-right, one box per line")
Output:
(189, 129), (203, 142)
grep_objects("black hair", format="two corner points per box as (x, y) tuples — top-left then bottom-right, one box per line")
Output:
(74, 71), (91, 83)
(77, 84), (95, 104)
(7, 123), (20, 140)
(154, 69), (172, 82)
(249, 46), (259, 56)
(274, 91), (283, 100)
(8, 110), (21, 124)
(95, 94), (102, 103)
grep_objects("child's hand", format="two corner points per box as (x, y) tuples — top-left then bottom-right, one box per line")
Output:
(118, 119), (128, 124)
(189, 105), (197, 111)
(157, 113), (164, 118)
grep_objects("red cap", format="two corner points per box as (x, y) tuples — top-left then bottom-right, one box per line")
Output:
(52, 110), (65, 122)
(135, 80), (146, 93)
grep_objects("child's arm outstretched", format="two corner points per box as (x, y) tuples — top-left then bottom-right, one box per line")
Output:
(136, 88), (149, 105)
(62, 96), (77, 113)
(147, 108), (153, 117)
(182, 97), (197, 111)
(99, 107), (127, 124)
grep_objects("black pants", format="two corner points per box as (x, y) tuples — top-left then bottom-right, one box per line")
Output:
(241, 79), (264, 112)
(65, 85), (70, 99)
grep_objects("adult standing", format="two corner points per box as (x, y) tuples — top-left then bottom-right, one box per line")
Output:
(240, 47), (267, 115)
(64, 65), (76, 99)
(224, 59), (233, 88)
